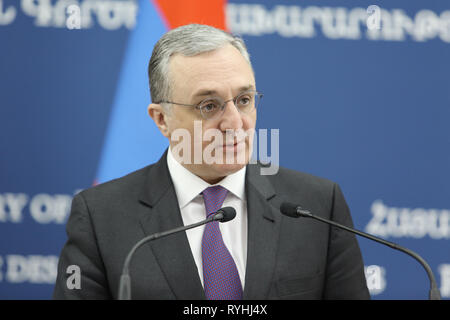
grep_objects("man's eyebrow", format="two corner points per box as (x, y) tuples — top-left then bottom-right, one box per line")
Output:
(192, 85), (256, 98)
(236, 85), (256, 93)
(192, 89), (217, 98)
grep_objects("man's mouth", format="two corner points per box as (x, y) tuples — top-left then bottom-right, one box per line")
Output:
(222, 139), (245, 150)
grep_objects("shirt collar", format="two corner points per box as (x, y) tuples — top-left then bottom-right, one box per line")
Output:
(166, 147), (246, 208)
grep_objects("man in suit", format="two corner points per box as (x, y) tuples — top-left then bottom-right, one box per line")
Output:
(53, 24), (370, 299)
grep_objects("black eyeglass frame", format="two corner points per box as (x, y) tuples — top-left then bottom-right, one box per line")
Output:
(155, 90), (263, 119)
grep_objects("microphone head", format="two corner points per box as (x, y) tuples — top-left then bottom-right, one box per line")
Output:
(280, 202), (312, 218)
(280, 202), (300, 218)
(215, 207), (236, 223)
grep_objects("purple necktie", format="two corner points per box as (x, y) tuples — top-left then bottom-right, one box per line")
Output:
(201, 185), (243, 300)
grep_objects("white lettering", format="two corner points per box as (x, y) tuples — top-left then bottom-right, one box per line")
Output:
(367, 5), (381, 30)
(0, 255), (3, 282)
(66, 265), (81, 289)
(227, 4), (450, 43)
(19, 0), (138, 30)
(66, 4), (81, 29)
(6, 255), (58, 284)
(0, 193), (29, 223)
(439, 11), (450, 42)
(169, 123), (276, 174)
(21, 0), (53, 27)
(390, 9), (415, 41)
(365, 200), (450, 239)
(439, 264), (450, 298)
(364, 265), (386, 295)
(183, 304), (217, 317)
(258, 129), (279, 175)
(52, 0), (78, 28)
(414, 10), (440, 42)
(0, 0), (17, 25)
(29, 194), (72, 224)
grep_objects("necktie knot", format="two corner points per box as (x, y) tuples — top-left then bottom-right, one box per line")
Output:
(202, 186), (228, 217)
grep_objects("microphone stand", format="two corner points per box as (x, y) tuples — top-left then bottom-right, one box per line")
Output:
(118, 212), (226, 300)
(297, 208), (441, 300)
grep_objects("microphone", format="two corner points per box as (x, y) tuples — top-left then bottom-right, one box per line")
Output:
(118, 206), (236, 300)
(280, 202), (441, 300)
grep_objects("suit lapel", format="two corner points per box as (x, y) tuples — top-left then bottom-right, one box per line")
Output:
(136, 151), (281, 300)
(243, 164), (281, 299)
(138, 150), (205, 299)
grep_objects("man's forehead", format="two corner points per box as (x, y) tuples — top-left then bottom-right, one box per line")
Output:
(168, 45), (255, 99)
(169, 44), (251, 74)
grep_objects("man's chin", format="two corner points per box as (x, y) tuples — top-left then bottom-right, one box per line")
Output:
(199, 162), (247, 184)
(212, 162), (247, 175)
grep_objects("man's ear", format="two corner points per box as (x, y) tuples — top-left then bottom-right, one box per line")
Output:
(148, 103), (170, 138)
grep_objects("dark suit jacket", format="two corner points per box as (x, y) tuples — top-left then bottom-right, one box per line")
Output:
(53, 151), (370, 299)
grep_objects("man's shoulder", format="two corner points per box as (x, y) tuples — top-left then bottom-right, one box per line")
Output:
(252, 164), (339, 205)
(276, 165), (335, 186)
(253, 163), (336, 191)
(77, 164), (154, 203)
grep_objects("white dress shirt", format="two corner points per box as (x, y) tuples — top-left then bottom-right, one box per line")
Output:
(166, 148), (248, 289)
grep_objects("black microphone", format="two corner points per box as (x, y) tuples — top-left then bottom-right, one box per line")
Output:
(280, 202), (441, 300)
(118, 207), (236, 300)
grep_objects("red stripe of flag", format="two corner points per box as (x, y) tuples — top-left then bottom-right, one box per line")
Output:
(152, 0), (227, 31)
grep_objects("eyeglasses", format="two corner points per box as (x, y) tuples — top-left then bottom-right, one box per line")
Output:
(157, 90), (263, 120)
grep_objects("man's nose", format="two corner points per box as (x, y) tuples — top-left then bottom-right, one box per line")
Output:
(219, 100), (243, 131)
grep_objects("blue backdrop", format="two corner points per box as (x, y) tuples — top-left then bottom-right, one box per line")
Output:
(1, 0), (449, 299)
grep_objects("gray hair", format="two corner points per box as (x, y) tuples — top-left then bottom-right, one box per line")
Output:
(148, 24), (252, 105)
